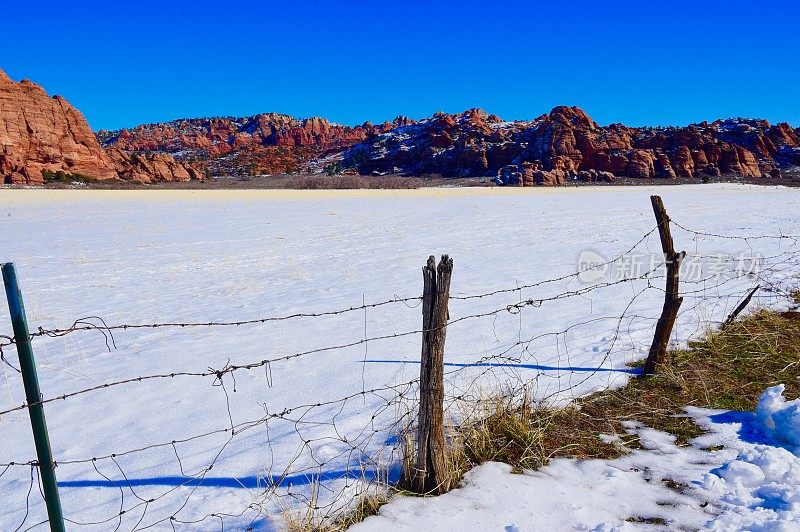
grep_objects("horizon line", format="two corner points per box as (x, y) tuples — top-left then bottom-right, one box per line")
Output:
(91, 106), (800, 134)
(4, 68), (797, 133)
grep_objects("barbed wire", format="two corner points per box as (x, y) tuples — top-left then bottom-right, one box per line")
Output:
(0, 264), (673, 418)
(672, 220), (799, 242)
(0, 226), (671, 352)
(1, 220), (798, 530)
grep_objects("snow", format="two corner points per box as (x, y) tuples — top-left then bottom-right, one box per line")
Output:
(488, 119), (537, 132)
(355, 459), (702, 532)
(756, 385), (800, 448)
(693, 385), (800, 531)
(356, 389), (800, 532)
(0, 184), (799, 530)
(380, 123), (425, 142)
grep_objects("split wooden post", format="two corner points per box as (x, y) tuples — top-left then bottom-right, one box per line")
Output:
(643, 196), (686, 376)
(2, 263), (66, 532)
(413, 254), (452, 494)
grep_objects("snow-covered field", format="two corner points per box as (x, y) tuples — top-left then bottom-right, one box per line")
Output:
(0, 185), (798, 531)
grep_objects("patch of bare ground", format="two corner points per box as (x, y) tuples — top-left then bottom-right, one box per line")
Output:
(446, 306), (800, 480)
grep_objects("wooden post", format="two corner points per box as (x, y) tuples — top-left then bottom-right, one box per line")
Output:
(721, 285), (760, 330)
(413, 254), (452, 494)
(2, 263), (66, 532)
(643, 197), (685, 376)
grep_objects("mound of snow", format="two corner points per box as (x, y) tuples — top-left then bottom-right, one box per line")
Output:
(755, 384), (800, 447)
(698, 385), (800, 530)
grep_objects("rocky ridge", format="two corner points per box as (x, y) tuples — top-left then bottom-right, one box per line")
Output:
(344, 106), (800, 184)
(99, 114), (414, 176)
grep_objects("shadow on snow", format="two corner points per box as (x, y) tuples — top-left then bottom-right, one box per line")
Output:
(60, 463), (402, 490)
(59, 361), (639, 492)
(362, 359), (642, 374)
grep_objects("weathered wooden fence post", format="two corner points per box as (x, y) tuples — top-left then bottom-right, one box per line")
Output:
(2, 263), (66, 532)
(643, 196), (686, 376)
(413, 254), (452, 494)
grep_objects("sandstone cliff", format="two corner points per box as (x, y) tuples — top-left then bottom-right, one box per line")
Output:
(12, 64), (795, 185)
(0, 69), (203, 185)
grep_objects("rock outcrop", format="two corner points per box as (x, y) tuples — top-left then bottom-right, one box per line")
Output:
(106, 149), (205, 183)
(1, 69), (119, 184)
(0, 69), (203, 185)
(99, 114), (412, 176)
(344, 106), (800, 184)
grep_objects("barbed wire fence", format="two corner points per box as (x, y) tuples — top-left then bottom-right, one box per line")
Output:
(1, 197), (799, 531)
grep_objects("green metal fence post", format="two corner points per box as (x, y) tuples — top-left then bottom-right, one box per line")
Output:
(2, 263), (66, 532)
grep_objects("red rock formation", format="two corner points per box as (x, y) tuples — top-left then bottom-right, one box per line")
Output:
(672, 145), (695, 177)
(210, 145), (320, 176)
(32, 71), (790, 183)
(106, 149), (205, 183)
(625, 150), (655, 178)
(654, 153), (677, 179)
(347, 106), (800, 181)
(0, 69), (202, 185)
(1, 69), (118, 184)
(98, 112), (409, 177)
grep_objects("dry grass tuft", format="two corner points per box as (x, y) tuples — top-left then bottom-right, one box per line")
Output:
(456, 396), (551, 474)
(329, 493), (390, 530)
(285, 492), (390, 532)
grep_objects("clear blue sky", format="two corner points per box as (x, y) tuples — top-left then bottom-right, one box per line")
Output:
(2, 1), (798, 130)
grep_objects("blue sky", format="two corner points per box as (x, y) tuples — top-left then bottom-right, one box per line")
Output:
(2, 1), (798, 130)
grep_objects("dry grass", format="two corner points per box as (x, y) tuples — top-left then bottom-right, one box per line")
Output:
(546, 308), (800, 459)
(288, 174), (421, 190)
(455, 395), (551, 474)
(446, 308), (800, 475)
(328, 494), (390, 530)
(398, 394), (554, 491)
(285, 492), (390, 532)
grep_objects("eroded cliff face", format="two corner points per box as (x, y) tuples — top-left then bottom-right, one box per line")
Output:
(0, 69), (203, 185)
(344, 106), (800, 184)
(99, 114), (413, 154)
(0, 69), (119, 184)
